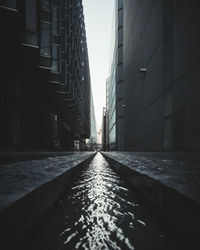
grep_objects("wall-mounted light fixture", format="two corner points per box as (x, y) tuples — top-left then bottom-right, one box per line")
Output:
(139, 68), (147, 73)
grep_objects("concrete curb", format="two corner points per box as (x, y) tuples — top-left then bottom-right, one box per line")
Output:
(0, 153), (96, 250)
(0, 151), (75, 165)
(101, 152), (200, 249)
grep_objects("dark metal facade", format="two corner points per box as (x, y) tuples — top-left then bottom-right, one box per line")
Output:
(122, 0), (200, 151)
(0, 0), (91, 151)
(107, 0), (200, 151)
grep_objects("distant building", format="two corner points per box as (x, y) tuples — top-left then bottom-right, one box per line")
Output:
(0, 0), (91, 151)
(87, 93), (98, 151)
(101, 107), (107, 151)
(107, 0), (200, 151)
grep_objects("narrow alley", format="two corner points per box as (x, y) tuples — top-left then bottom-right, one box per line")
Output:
(0, 0), (200, 249)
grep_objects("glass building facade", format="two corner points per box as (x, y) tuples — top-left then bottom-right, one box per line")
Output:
(106, 0), (124, 150)
(108, 60), (116, 149)
(0, 0), (91, 151)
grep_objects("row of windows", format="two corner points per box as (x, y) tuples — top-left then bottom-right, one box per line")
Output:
(0, 0), (16, 9)
(0, 0), (84, 14)
(1, 0), (90, 131)
(39, 0), (86, 74)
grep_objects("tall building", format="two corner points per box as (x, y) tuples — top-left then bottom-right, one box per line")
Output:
(107, 0), (124, 150)
(101, 107), (107, 151)
(0, 0), (91, 151)
(108, 0), (200, 151)
(105, 77), (110, 150)
(87, 92), (98, 150)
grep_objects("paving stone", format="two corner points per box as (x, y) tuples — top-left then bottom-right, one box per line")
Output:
(0, 152), (95, 250)
(102, 151), (200, 249)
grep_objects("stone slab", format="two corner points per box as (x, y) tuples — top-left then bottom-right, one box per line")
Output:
(0, 151), (75, 165)
(101, 151), (200, 249)
(0, 152), (96, 250)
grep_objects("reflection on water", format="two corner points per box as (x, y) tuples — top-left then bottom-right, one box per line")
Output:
(63, 153), (136, 250)
(25, 153), (178, 250)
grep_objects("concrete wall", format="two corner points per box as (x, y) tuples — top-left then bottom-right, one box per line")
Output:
(123, 0), (200, 151)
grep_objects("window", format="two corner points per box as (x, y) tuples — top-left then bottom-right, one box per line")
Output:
(118, 9), (123, 27)
(118, 27), (123, 45)
(118, 64), (123, 81)
(40, 22), (51, 56)
(118, 46), (123, 63)
(52, 45), (59, 72)
(25, 0), (37, 32)
(41, 0), (50, 11)
(0, 0), (16, 9)
(118, 0), (123, 9)
(52, 6), (59, 35)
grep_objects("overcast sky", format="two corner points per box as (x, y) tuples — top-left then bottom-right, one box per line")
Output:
(82, 0), (115, 131)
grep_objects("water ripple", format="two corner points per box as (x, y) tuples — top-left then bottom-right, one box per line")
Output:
(59, 153), (136, 249)
(57, 153), (177, 250)
(25, 153), (179, 250)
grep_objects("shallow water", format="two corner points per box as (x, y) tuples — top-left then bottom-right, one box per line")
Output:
(24, 153), (178, 250)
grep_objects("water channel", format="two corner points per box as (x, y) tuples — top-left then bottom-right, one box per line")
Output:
(23, 153), (179, 250)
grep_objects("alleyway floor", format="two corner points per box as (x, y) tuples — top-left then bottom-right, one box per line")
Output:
(21, 153), (179, 250)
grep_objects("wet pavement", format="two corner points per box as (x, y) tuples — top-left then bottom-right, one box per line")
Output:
(0, 152), (94, 209)
(22, 153), (179, 250)
(0, 152), (75, 165)
(102, 151), (200, 203)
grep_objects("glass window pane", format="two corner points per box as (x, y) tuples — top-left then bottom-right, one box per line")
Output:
(25, 0), (37, 31)
(52, 45), (59, 59)
(118, 46), (123, 63)
(118, 9), (123, 27)
(118, 0), (123, 9)
(41, 0), (50, 11)
(118, 27), (123, 45)
(0, 0), (16, 9)
(52, 60), (58, 72)
(40, 22), (50, 56)
(52, 6), (59, 35)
